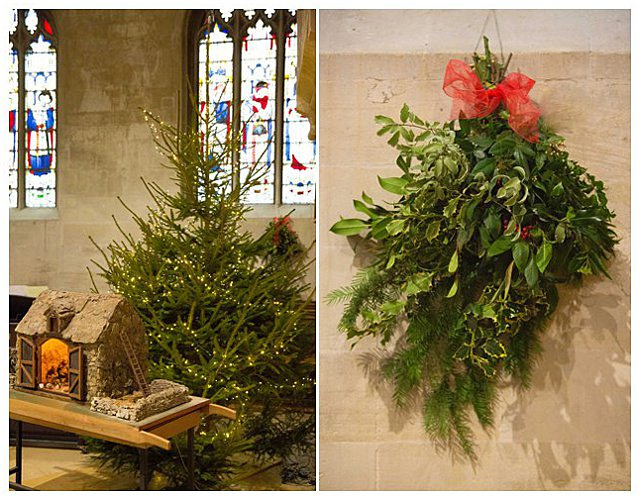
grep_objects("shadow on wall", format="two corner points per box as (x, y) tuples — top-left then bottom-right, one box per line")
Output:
(503, 254), (630, 488)
(354, 242), (630, 487)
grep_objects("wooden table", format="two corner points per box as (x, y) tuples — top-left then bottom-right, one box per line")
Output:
(9, 389), (236, 490)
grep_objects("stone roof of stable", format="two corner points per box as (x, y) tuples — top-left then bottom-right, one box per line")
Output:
(15, 289), (139, 344)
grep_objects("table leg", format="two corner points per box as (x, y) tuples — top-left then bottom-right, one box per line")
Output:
(15, 420), (23, 485)
(139, 448), (149, 490)
(187, 427), (194, 490)
(8, 420), (35, 491)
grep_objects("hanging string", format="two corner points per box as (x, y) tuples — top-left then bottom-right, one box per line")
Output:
(474, 10), (505, 64)
(474, 12), (491, 52)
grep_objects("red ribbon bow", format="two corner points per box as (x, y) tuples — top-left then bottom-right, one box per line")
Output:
(443, 59), (541, 143)
(273, 216), (293, 246)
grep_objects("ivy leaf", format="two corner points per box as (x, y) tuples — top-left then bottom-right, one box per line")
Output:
(386, 219), (405, 236)
(381, 300), (406, 316)
(446, 275), (459, 298)
(480, 305), (497, 320)
(483, 338), (507, 358)
(536, 240), (553, 273)
(361, 309), (382, 324)
(330, 218), (368, 236)
(444, 197), (459, 218)
(378, 175), (409, 195)
(555, 223), (566, 243)
(426, 220), (441, 241)
(404, 273), (433, 296)
(444, 156), (458, 175)
(473, 355), (495, 377)
(453, 343), (472, 361)
(487, 235), (513, 257)
(551, 182), (565, 197)
(524, 256), (539, 287)
(512, 241), (530, 272)
(448, 250), (459, 273)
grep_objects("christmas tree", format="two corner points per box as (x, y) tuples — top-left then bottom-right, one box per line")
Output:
(86, 101), (315, 488)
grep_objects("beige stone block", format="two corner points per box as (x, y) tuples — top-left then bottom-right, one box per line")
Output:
(318, 442), (377, 490)
(373, 440), (628, 489)
(319, 10), (629, 56)
(319, 54), (365, 85)
(589, 53), (630, 81)
(10, 222), (48, 279)
(515, 52), (590, 81)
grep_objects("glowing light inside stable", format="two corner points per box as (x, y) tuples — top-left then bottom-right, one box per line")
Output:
(39, 338), (69, 393)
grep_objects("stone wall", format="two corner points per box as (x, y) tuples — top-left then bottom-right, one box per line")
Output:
(319, 10), (630, 490)
(9, 9), (316, 293)
(85, 300), (147, 400)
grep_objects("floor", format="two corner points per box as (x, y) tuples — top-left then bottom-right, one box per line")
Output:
(9, 446), (314, 491)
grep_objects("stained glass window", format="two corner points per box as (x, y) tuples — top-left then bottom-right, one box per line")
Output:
(282, 24), (316, 205)
(193, 9), (315, 205)
(9, 44), (19, 208)
(9, 9), (57, 209)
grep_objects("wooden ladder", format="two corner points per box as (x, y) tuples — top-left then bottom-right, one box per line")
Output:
(118, 330), (150, 397)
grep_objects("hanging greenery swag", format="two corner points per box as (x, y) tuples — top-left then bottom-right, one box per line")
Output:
(328, 39), (617, 461)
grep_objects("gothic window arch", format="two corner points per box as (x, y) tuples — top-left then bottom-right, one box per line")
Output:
(9, 9), (58, 209)
(187, 9), (316, 205)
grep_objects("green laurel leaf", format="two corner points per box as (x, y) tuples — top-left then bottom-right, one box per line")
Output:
(329, 218), (368, 236)
(378, 175), (409, 195)
(512, 241), (530, 272)
(536, 241), (553, 274)
(448, 250), (459, 273)
(487, 235), (513, 257)
(525, 256), (539, 287)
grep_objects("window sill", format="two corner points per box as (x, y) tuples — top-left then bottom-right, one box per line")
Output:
(10, 207), (59, 221)
(246, 204), (315, 219)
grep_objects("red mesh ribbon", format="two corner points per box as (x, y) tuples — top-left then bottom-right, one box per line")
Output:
(273, 215), (292, 245)
(443, 59), (541, 143)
